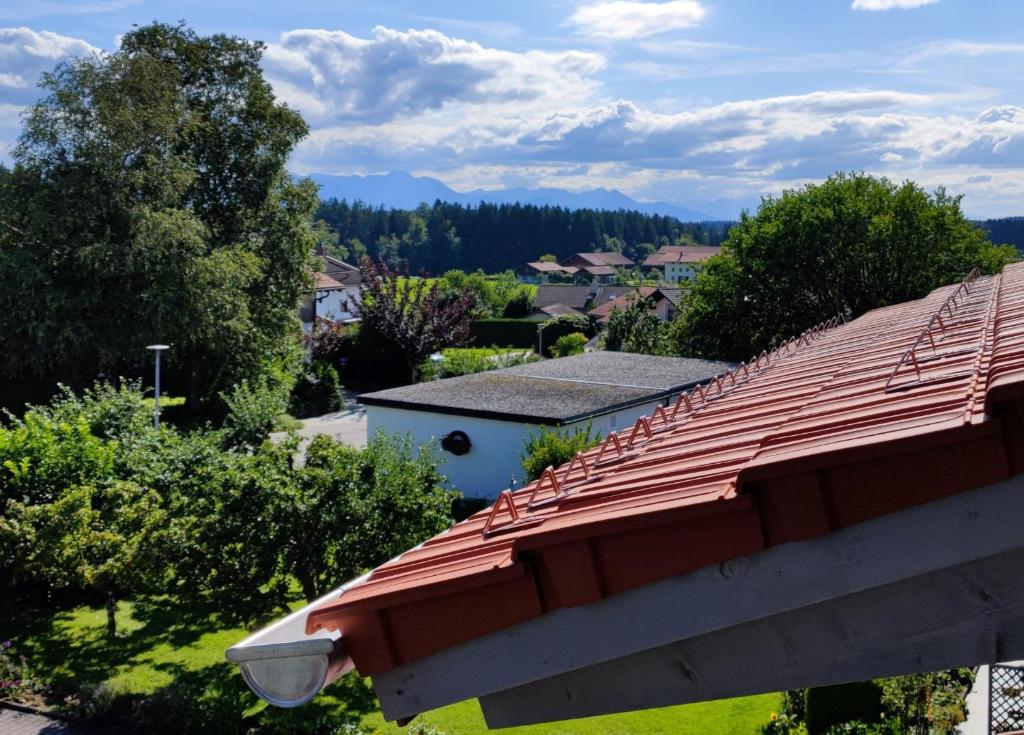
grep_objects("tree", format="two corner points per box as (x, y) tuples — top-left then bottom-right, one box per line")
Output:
(603, 295), (667, 354)
(0, 481), (168, 636)
(355, 259), (476, 383)
(674, 172), (1017, 362)
(285, 434), (455, 601)
(0, 22), (316, 412)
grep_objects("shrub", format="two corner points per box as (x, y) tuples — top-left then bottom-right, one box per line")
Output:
(805, 683), (882, 735)
(521, 423), (600, 482)
(469, 319), (540, 349)
(0, 407), (116, 506)
(220, 377), (291, 449)
(285, 433), (456, 600)
(290, 359), (344, 418)
(502, 289), (533, 318)
(551, 332), (588, 357)
(418, 348), (535, 381)
(538, 313), (594, 357)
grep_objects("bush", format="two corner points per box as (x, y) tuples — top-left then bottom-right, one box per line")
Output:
(538, 314), (594, 357)
(418, 348), (535, 381)
(290, 359), (344, 418)
(220, 377), (291, 449)
(551, 332), (588, 357)
(502, 289), (533, 318)
(285, 433), (456, 600)
(521, 423), (600, 482)
(805, 683), (882, 735)
(470, 319), (540, 349)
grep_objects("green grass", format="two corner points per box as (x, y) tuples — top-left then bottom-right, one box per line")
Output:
(440, 347), (530, 359)
(142, 395), (186, 411)
(0, 594), (776, 734)
(273, 413), (304, 431)
(362, 694), (776, 735)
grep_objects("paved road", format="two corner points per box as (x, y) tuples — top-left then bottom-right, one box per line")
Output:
(271, 393), (368, 462)
(0, 707), (90, 735)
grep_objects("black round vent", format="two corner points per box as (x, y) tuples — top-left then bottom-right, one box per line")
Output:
(441, 430), (472, 456)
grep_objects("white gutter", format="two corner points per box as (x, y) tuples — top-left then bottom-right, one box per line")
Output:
(225, 574), (369, 707)
(226, 538), (438, 707)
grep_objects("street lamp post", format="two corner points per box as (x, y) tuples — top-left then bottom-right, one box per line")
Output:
(146, 344), (169, 429)
(429, 352), (444, 381)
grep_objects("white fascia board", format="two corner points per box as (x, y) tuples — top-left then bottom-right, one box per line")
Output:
(372, 474), (1024, 721)
(481, 545), (1024, 726)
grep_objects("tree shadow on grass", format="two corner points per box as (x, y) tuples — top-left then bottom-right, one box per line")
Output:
(1, 590), (381, 733)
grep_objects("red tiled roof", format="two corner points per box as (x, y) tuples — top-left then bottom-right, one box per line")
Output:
(305, 263), (1024, 677)
(587, 287), (659, 321)
(643, 245), (722, 267)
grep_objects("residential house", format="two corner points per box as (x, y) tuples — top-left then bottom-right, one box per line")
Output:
(299, 256), (362, 334)
(359, 352), (731, 498)
(588, 286), (686, 323)
(643, 245), (721, 283)
(529, 284), (635, 321)
(561, 252), (634, 284)
(519, 261), (578, 284)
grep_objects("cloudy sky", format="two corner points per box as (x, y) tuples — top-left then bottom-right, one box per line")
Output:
(1, 0), (1022, 217)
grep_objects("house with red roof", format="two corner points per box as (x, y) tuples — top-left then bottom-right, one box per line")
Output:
(231, 262), (1024, 729)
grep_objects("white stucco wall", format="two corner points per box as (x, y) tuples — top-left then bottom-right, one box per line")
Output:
(366, 398), (674, 499)
(318, 287), (360, 321)
(664, 263), (697, 284)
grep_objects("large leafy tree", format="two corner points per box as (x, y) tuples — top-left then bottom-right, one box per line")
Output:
(356, 259), (477, 383)
(674, 172), (1018, 362)
(0, 22), (316, 411)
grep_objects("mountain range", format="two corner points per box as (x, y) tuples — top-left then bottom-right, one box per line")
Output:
(305, 171), (734, 222)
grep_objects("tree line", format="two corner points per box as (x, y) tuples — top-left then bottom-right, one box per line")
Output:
(314, 198), (732, 274)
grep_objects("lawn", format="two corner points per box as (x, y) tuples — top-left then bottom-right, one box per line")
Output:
(0, 594), (777, 734)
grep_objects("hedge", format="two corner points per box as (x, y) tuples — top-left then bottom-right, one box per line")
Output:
(804, 682), (883, 734)
(470, 319), (540, 349)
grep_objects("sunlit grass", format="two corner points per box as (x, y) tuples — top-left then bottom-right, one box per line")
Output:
(0, 595), (776, 734)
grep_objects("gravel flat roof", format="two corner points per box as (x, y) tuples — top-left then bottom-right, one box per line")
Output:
(360, 351), (734, 424)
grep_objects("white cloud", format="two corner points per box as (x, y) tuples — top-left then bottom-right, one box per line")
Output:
(902, 39), (1024, 66)
(880, 152), (903, 162)
(569, 1), (706, 40)
(852, 0), (938, 10)
(263, 26), (604, 125)
(0, 26), (99, 103)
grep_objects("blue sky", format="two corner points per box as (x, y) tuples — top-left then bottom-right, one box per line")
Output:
(1, 0), (1023, 218)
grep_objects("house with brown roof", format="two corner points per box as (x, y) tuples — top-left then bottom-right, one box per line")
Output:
(587, 286), (682, 324)
(643, 245), (721, 283)
(231, 263), (1024, 728)
(519, 261), (578, 284)
(299, 255), (362, 333)
(561, 252), (634, 283)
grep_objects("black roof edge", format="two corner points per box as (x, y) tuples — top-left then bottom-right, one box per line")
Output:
(359, 377), (712, 426)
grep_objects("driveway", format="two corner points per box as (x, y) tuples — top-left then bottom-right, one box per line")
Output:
(272, 391), (368, 460)
(0, 707), (90, 735)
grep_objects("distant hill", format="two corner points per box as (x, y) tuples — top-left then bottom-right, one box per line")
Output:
(306, 171), (718, 222)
